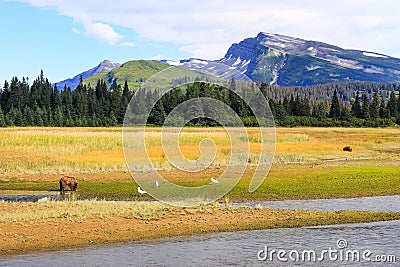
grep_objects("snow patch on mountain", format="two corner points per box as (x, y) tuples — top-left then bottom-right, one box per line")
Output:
(164, 60), (182, 66)
(364, 66), (384, 74)
(191, 59), (208, 65)
(363, 52), (388, 58)
(232, 57), (242, 67)
(306, 65), (322, 71)
(241, 59), (250, 68)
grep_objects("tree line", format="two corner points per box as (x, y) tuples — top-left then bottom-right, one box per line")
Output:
(0, 71), (400, 127)
(147, 79), (400, 127)
(266, 88), (400, 127)
(0, 71), (132, 127)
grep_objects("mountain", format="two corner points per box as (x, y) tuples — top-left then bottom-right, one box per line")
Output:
(57, 33), (400, 88)
(55, 60), (121, 89)
(164, 33), (400, 86)
(161, 58), (251, 81)
(217, 32), (400, 86)
(82, 60), (170, 90)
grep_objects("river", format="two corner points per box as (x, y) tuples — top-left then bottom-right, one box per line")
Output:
(0, 195), (399, 266)
(1, 220), (398, 266)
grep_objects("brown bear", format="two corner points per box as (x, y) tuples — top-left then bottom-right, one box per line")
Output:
(343, 146), (353, 152)
(60, 175), (78, 194)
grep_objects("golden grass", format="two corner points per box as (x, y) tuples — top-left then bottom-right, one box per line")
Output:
(0, 127), (125, 176)
(0, 200), (173, 222)
(0, 127), (399, 179)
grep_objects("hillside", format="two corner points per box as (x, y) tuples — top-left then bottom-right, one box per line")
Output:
(83, 60), (170, 90)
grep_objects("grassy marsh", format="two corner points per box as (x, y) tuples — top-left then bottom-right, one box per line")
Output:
(0, 127), (399, 201)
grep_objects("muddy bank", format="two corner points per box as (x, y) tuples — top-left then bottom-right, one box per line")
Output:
(1, 203), (400, 256)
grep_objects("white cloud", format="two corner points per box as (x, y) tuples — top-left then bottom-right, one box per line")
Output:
(16, 0), (400, 59)
(72, 27), (80, 34)
(83, 22), (123, 45)
(120, 42), (135, 47)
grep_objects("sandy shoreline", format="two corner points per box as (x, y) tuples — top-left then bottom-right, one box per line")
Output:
(1, 204), (400, 256)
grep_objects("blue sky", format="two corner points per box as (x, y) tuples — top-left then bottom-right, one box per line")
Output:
(1, 0), (400, 83)
(0, 1), (191, 82)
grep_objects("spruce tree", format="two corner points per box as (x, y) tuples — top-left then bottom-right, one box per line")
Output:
(202, 99), (221, 126)
(379, 93), (387, 118)
(120, 81), (131, 124)
(1, 80), (11, 113)
(73, 91), (84, 120)
(288, 94), (295, 115)
(273, 99), (287, 122)
(387, 91), (397, 118)
(292, 95), (302, 116)
(369, 91), (380, 120)
(122, 81), (131, 106)
(340, 103), (351, 121)
(110, 84), (122, 114)
(351, 91), (362, 118)
(163, 90), (174, 114)
(0, 106), (6, 127)
(52, 84), (61, 112)
(185, 97), (204, 125)
(23, 106), (34, 126)
(62, 86), (74, 119)
(312, 102), (323, 119)
(132, 88), (147, 116)
(54, 107), (64, 127)
(362, 94), (370, 119)
(397, 93), (400, 123)
(5, 112), (13, 126)
(300, 97), (311, 116)
(87, 86), (97, 118)
(10, 107), (25, 126)
(145, 90), (158, 114)
(329, 89), (341, 118)
(33, 105), (44, 126)
(148, 99), (166, 126)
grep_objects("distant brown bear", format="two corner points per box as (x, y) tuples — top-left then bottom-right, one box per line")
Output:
(60, 175), (78, 194)
(343, 146), (353, 152)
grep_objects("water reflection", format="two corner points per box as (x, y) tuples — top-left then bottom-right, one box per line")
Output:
(234, 195), (400, 212)
(0, 193), (60, 203)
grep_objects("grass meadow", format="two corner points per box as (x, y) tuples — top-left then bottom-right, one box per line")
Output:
(0, 127), (399, 201)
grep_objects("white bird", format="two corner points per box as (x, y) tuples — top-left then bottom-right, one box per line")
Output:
(37, 197), (48, 202)
(137, 187), (147, 195)
(155, 181), (159, 188)
(210, 177), (219, 184)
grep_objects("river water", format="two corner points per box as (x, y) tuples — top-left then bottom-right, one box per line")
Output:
(1, 220), (398, 266)
(1, 195), (399, 266)
(233, 195), (400, 212)
(1, 194), (399, 212)
(0, 193), (60, 203)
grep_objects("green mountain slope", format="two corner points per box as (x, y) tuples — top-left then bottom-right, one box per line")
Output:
(83, 60), (169, 90)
